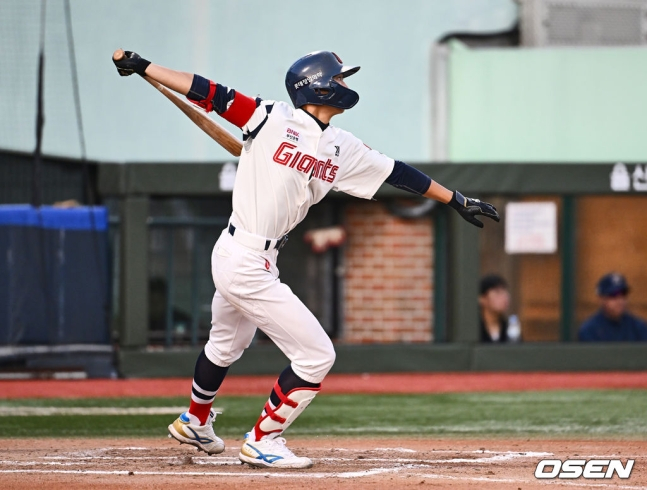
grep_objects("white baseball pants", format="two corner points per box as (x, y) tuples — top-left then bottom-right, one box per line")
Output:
(203, 229), (335, 384)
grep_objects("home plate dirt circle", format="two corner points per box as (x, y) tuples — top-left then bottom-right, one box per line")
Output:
(0, 438), (646, 489)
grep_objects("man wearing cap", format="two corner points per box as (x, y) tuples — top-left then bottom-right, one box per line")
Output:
(578, 273), (647, 341)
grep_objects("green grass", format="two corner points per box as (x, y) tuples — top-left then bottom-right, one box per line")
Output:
(0, 390), (645, 439)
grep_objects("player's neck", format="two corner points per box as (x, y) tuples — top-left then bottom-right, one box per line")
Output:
(302, 104), (344, 125)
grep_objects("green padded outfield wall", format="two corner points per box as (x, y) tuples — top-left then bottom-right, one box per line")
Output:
(448, 42), (647, 162)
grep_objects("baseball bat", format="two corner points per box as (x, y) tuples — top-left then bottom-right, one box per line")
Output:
(112, 49), (242, 157)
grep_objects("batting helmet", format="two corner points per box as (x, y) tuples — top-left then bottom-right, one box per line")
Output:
(285, 51), (360, 110)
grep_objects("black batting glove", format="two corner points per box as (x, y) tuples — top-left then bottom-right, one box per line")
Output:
(113, 51), (151, 77)
(448, 190), (500, 228)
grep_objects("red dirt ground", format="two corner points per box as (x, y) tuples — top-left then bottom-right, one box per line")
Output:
(1, 373), (646, 488)
(0, 371), (646, 398)
(1, 437), (645, 489)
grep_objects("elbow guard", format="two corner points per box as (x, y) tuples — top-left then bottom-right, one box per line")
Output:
(186, 74), (257, 127)
(385, 160), (432, 195)
(187, 74), (217, 112)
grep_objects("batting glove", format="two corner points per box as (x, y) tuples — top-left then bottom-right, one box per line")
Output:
(113, 50), (151, 77)
(448, 190), (500, 228)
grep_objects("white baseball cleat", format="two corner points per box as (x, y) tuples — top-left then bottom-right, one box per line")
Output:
(239, 433), (313, 469)
(167, 411), (225, 455)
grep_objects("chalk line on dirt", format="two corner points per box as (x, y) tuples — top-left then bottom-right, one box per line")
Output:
(416, 473), (647, 489)
(3, 467), (645, 487)
(0, 407), (224, 416)
(1, 451), (549, 467)
(0, 468), (401, 478)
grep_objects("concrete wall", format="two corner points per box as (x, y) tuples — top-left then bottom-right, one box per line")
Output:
(449, 42), (647, 162)
(0, 0), (516, 163)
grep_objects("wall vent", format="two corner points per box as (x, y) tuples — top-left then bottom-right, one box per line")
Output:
(520, 0), (647, 46)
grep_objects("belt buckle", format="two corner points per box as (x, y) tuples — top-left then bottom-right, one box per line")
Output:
(276, 235), (288, 250)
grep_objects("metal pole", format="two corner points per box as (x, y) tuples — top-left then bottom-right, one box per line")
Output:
(190, 228), (201, 346)
(119, 197), (149, 347)
(560, 195), (576, 341)
(433, 206), (448, 342)
(449, 211), (480, 342)
(32, 0), (46, 207)
(165, 228), (175, 347)
(430, 43), (450, 162)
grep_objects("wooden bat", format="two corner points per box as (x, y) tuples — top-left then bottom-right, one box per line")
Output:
(112, 49), (242, 157)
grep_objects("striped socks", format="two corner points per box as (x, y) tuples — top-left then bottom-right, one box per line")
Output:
(188, 349), (229, 425)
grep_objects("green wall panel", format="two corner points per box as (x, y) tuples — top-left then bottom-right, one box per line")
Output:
(119, 343), (647, 378)
(449, 43), (647, 162)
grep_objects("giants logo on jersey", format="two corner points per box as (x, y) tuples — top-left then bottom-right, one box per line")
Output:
(273, 142), (339, 183)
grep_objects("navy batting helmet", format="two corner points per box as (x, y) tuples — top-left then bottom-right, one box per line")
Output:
(285, 51), (360, 110)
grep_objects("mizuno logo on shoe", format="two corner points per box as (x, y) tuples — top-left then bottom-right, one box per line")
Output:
(245, 443), (284, 463)
(186, 426), (214, 444)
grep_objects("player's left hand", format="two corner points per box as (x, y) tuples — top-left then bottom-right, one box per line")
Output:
(448, 190), (499, 228)
(113, 50), (151, 77)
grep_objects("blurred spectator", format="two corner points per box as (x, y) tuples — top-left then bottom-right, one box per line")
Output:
(479, 274), (520, 343)
(579, 273), (647, 341)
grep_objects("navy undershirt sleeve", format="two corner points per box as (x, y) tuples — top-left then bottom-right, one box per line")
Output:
(384, 160), (432, 195)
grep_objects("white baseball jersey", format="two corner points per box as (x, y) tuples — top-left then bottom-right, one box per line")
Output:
(233, 100), (394, 239)
(190, 82), (395, 384)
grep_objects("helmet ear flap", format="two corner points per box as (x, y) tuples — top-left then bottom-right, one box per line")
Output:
(294, 91), (308, 108)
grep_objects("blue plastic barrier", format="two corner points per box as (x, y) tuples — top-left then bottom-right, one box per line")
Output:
(0, 205), (110, 345)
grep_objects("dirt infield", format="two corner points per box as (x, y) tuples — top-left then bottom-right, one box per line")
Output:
(2, 373), (646, 488)
(2, 371), (647, 398)
(0, 437), (645, 489)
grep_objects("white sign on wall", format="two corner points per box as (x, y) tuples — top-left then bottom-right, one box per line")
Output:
(505, 202), (558, 254)
(610, 162), (647, 192)
(218, 162), (237, 191)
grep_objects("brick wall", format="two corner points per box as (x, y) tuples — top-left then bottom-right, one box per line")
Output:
(343, 202), (434, 343)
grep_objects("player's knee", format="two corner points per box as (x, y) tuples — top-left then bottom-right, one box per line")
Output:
(204, 340), (241, 367)
(292, 340), (336, 383)
(317, 341), (336, 376)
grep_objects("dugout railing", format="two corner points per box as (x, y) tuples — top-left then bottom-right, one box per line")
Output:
(108, 215), (228, 348)
(98, 160), (647, 377)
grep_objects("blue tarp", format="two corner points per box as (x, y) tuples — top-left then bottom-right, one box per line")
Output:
(0, 205), (110, 345)
(0, 205), (108, 230)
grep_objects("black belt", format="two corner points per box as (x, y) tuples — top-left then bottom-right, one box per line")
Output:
(228, 224), (289, 251)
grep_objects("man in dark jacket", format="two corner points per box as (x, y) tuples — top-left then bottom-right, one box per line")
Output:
(579, 273), (647, 341)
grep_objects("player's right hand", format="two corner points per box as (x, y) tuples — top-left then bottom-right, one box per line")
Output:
(448, 190), (500, 228)
(113, 50), (151, 77)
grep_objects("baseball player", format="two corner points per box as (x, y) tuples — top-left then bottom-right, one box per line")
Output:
(113, 50), (499, 469)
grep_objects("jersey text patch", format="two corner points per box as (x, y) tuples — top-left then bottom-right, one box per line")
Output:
(273, 142), (338, 183)
(286, 128), (300, 142)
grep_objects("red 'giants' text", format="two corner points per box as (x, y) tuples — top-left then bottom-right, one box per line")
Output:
(273, 142), (338, 183)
